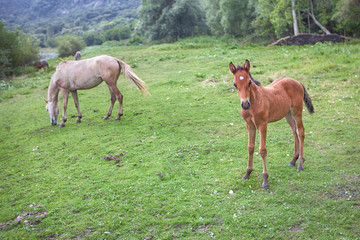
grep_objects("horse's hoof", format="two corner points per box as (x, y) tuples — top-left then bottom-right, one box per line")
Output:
(288, 162), (296, 167)
(76, 120), (81, 123)
(297, 167), (303, 172)
(115, 117), (121, 121)
(262, 183), (270, 190)
(103, 117), (109, 120)
(242, 176), (249, 180)
(59, 124), (65, 128)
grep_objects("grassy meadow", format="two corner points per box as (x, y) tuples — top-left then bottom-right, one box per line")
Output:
(0, 37), (359, 239)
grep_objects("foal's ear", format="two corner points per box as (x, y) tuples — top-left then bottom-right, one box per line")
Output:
(229, 62), (237, 74)
(243, 59), (251, 72)
(43, 98), (48, 104)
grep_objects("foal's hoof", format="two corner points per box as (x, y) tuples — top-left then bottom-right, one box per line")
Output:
(115, 117), (121, 121)
(262, 183), (270, 190)
(297, 166), (303, 172)
(103, 116), (109, 120)
(59, 124), (65, 128)
(242, 175), (251, 180)
(75, 119), (81, 123)
(288, 162), (296, 167)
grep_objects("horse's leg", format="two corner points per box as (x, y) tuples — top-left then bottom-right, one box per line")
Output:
(285, 112), (299, 166)
(258, 123), (269, 189)
(290, 105), (306, 171)
(243, 122), (256, 180)
(103, 85), (116, 120)
(112, 86), (123, 121)
(104, 85), (123, 121)
(295, 117), (305, 172)
(71, 91), (82, 123)
(60, 90), (69, 128)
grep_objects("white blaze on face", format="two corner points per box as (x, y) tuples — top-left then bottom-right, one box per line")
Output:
(241, 97), (250, 104)
(239, 76), (244, 80)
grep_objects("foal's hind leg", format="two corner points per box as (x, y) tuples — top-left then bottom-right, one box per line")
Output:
(71, 91), (82, 123)
(285, 112), (299, 166)
(291, 107), (306, 172)
(295, 117), (305, 172)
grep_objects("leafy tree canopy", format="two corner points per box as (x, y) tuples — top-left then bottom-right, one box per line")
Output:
(138, 0), (208, 42)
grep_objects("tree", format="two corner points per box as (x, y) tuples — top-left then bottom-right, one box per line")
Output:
(204, 0), (257, 37)
(0, 22), (39, 78)
(252, 0), (277, 40)
(56, 35), (86, 58)
(138, 0), (208, 42)
(104, 26), (131, 41)
(203, 1), (225, 36)
(291, 0), (299, 35)
(309, 0), (331, 35)
(253, 0), (294, 39)
(332, 0), (360, 37)
(220, 0), (257, 37)
(84, 31), (103, 46)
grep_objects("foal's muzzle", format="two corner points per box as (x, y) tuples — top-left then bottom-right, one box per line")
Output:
(241, 100), (251, 110)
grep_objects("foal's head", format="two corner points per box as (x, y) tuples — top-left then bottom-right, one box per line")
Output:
(44, 98), (59, 125)
(229, 60), (254, 110)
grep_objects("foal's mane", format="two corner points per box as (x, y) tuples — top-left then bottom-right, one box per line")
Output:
(236, 65), (261, 86)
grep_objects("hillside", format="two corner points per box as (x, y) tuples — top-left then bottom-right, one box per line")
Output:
(0, 0), (141, 46)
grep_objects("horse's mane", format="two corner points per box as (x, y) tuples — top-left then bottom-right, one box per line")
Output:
(236, 65), (261, 86)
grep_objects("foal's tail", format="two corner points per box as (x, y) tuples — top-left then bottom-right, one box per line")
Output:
(301, 83), (314, 114)
(117, 60), (150, 95)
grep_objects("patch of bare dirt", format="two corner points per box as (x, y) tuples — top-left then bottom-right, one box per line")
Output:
(193, 223), (211, 233)
(0, 204), (48, 230)
(322, 175), (360, 205)
(102, 153), (126, 167)
(268, 33), (350, 46)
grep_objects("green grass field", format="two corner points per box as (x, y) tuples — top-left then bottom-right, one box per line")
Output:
(1, 37), (359, 239)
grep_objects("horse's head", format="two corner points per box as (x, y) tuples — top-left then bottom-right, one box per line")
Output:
(44, 98), (59, 125)
(229, 60), (252, 110)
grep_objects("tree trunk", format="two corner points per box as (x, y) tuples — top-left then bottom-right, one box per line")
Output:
(309, 13), (331, 35)
(309, 0), (331, 35)
(292, 0), (299, 36)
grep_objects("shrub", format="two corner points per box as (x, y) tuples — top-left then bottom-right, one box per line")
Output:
(0, 22), (39, 78)
(128, 35), (146, 45)
(56, 35), (86, 58)
(84, 31), (103, 46)
(104, 26), (131, 41)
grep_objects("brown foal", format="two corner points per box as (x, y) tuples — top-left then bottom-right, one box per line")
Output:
(229, 60), (314, 189)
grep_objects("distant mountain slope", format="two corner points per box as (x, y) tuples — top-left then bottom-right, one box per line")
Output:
(0, 0), (141, 32)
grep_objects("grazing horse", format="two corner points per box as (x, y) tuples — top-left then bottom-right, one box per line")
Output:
(229, 60), (314, 189)
(35, 61), (49, 70)
(44, 55), (149, 127)
(74, 51), (81, 60)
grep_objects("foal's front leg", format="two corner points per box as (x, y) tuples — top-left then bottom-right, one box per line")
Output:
(60, 90), (69, 128)
(243, 122), (256, 180)
(258, 123), (269, 189)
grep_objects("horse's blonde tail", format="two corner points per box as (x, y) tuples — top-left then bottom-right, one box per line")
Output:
(117, 60), (150, 95)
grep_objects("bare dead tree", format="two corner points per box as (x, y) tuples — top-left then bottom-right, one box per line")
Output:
(309, 0), (331, 35)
